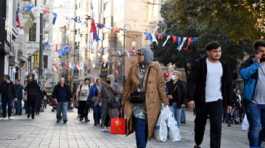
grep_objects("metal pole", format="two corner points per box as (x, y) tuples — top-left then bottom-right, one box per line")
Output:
(122, 26), (126, 84)
(0, 0), (6, 80)
(39, 13), (43, 81)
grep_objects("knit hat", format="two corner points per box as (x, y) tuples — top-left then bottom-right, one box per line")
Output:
(138, 46), (154, 65)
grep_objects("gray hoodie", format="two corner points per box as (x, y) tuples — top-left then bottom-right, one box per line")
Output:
(139, 46), (154, 65)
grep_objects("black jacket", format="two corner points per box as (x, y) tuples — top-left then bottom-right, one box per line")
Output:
(166, 80), (187, 107)
(15, 84), (24, 100)
(25, 80), (41, 97)
(52, 84), (72, 102)
(187, 58), (232, 108)
(0, 81), (15, 100)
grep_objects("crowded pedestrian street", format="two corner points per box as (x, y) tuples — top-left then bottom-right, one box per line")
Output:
(0, 108), (250, 148)
(1, 0), (265, 148)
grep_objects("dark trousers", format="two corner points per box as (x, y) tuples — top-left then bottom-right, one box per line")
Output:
(101, 103), (110, 127)
(27, 95), (37, 118)
(15, 99), (22, 115)
(2, 98), (13, 118)
(78, 101), (88, 120)
(195, 100), (223, 148)
(93, 105), (101, 125)
(134, 117), (148, 148)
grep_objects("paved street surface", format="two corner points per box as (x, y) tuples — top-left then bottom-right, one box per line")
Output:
(0, 108), (251, 148)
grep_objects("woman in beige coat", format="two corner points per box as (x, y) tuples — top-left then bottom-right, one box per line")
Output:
(123, 47), (169, 148)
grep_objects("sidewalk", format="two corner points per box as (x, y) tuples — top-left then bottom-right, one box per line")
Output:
(0, 108), (250, 148)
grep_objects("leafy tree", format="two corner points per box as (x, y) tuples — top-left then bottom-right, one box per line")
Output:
(154, 0), (264, 69)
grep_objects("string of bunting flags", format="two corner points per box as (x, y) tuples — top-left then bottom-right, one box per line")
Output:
(17, 3), (58, 28)
(90, 21), (199, 52)
(52, 62), (85, 72)
(143, 32), (199, 51)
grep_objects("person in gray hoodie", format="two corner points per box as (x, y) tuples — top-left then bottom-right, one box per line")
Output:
(123, 46), (169, 148)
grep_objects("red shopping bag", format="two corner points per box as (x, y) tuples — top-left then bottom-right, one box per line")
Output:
(110, 118), (126, 135)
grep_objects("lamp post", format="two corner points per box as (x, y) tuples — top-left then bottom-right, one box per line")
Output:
(0, 0), (6, 79)
(38, 12), (43, 82)
(121, 24), (128, 85)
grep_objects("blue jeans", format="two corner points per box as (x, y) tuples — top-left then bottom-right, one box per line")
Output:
(170, 103), (182, 126)
(57, 102), (68, 121)
(93, 105), (101, 125)
(181, 107), (186, 124)
(15, 99), (22, 115)
(246, 103), (265, 148)
(134, 117), (147, 148)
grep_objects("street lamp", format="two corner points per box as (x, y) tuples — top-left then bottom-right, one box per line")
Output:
(121, 24), (130, 84)
(38, 12), (44, 83)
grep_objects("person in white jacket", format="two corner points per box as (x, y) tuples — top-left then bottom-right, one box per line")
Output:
(76, 78), (91, 122)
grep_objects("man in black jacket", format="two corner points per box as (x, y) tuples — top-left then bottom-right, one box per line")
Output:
(0, 75), (15, 119)
(52, 77), (72, 124)
(187, 41), (232, 148)
(14, 79), (24, 115)
(25, 74), (41, 119)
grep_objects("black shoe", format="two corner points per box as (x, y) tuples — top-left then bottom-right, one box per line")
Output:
(27, 114), (30, 119)
(79, 117), (83, 122)
(194, 145), (201, 148)
(85, 118), (89, 123)
(63, 120), (67, 124)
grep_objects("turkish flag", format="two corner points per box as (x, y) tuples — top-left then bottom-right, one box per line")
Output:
(90, 19), (97, 33)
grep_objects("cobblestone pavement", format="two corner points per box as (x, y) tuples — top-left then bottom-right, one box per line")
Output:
(0, 108), (253, 148)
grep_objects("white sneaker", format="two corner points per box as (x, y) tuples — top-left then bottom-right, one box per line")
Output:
(3, 117), (8, 120)
(8, 116), (14, 120)
(100, 127), (109, 132)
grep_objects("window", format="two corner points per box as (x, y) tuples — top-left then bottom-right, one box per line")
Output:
(44, 55), (48, 68)
(29, 23), (36, 41)
(111, 16), (114, 27)
(103, 2), (108, 11)
(103, 17), (106, 25)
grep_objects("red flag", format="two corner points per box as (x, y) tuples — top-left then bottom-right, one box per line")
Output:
(76, 64), (80, 71)
(157, 33), (163, 40)
(90, 19), (97, 33)
(187, 37), (193, 46)
(172, 35), (177, 43)
(16, 8), (21, 28)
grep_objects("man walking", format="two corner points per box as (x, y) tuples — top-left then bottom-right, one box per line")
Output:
(240, 40), (265, 148)
(14, 79), (24, 115)
(93, 78), (102, 126)
(76, 78), (91, 122)
(0, 75), (15, 119)
(187, 41), (232, 148)
(52, 77), (72, 124)
(25, 74), (41, 119)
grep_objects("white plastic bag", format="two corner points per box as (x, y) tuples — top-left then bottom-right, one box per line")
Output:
(241, 114), (249, 131)
(168, 110), (182, 142)
(154, 106), (171, 142)
(154, 119), (168, 142)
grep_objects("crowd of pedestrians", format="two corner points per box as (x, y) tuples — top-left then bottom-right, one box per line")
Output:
(0, 74), (44, 120)
(1, 40), (265, 148)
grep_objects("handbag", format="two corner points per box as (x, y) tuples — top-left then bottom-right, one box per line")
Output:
(110, 108), (126, 135)
(129, 67), (151, 104)
(128, 90), (146, 104)
(110, 117), (126, 135)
